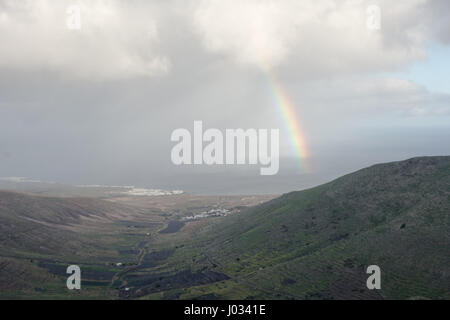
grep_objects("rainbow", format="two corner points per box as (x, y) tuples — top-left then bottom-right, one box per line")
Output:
(264, 68), (310, 172)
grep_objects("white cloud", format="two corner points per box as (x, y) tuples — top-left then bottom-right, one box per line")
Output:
(0, 0), (447, 80)
(192, 0), (432, 75)
(193, 0), (303, 66)
(0, 0), (170, 80)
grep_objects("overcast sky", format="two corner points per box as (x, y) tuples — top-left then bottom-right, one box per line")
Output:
(0, 0), (449, 194)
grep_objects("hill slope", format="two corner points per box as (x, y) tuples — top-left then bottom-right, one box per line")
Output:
(0, 191), (160, 298)
(154, 156), (449, 299)
(0, 191), (146, 259)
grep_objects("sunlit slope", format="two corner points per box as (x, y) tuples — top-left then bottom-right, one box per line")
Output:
(179, 156), (449, 299)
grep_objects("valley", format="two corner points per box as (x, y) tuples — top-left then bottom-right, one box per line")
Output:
(0, 189), (274, 299)
(0, 156), (449, 300)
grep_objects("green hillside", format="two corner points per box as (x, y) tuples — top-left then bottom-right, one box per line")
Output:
(146, 156), (449, 300)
